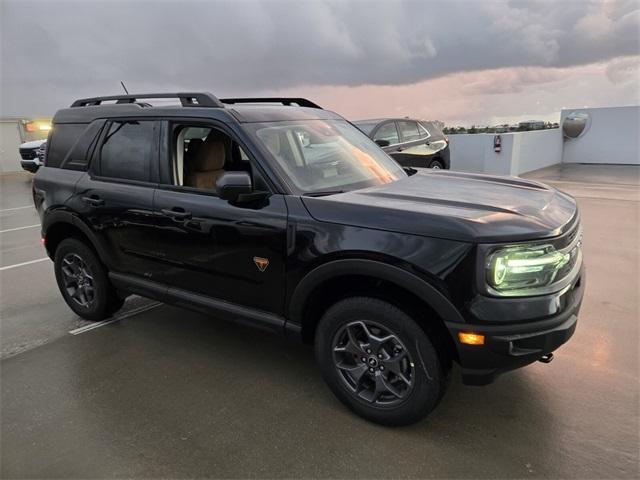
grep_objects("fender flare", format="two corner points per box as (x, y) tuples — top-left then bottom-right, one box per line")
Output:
(42, 210), (110, 265)
(287, 259), (465, 328)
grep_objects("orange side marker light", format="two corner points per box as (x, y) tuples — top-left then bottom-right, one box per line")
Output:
(458, 332), (485, 346)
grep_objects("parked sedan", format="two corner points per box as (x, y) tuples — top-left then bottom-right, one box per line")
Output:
(19, 139), (46, 173)
(354, 118), (450, 169)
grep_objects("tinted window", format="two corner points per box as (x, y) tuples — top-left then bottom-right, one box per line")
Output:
(100, 121), (155, 182)
(397, 121), (421, 142)
(373, 122), (399, 144)
(45, 123), (87, 167)
(61, 120), (106, 171)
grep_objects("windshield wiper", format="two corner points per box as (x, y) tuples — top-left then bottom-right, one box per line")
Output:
(303, 190), (346, 197)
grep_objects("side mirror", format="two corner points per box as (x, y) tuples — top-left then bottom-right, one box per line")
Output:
(216, 171), (252, 202)
(375, 139), (390, 147)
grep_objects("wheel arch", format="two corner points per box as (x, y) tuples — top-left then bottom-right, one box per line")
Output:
(43, 211), (108, 264)
(287, 259), (463, 361)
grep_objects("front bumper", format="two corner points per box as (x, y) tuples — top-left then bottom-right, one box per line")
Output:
(20, 160), (40, 173)
(447, 265), (585, 385)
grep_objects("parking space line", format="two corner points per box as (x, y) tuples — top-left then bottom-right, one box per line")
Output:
(0, 224), (40, 234)
(0, 257), (49, 271)
(0, 205), (33, 212)
(69, 302), (162, 335)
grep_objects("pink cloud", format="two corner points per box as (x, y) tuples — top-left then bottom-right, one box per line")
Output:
(269, 56), (640, 126)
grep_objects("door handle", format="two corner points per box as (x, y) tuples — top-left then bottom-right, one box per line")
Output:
(161, 208), (192, 220)
(82, 196), (105, 206)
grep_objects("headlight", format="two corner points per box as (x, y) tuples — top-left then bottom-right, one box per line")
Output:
(486, 244), (574, 295)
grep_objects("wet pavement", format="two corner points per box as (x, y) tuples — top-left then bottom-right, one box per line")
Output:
(1, 166), (638, 478)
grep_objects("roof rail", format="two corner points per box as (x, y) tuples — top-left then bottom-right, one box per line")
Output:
(219, 97), (323, 109)
(70, 92), (224, 108)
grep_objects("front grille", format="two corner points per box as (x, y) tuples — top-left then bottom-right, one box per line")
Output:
(19, 148), (37, 160)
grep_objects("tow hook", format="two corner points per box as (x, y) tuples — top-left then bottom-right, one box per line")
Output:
(539, 353), (554, 364)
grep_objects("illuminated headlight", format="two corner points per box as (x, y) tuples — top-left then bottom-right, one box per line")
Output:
(487, 244), (573, 295)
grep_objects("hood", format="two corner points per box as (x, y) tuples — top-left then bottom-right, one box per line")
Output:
(20, 139), (46, 149)
(301, 170), (578, 243)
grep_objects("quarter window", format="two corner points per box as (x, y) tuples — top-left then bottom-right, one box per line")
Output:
(397, 121), (421, 143)
(373, 122), (399, 145)
(99, 121), (155, 182)
(45, 123), (87, 168)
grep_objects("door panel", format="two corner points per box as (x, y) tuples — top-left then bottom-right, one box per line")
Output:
(152, 189), (288, 315)
(73, 175), (159, 276)
(393, 121), (436, 167)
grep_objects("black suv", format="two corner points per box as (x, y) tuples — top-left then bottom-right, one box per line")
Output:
(354, 118), (450, 169)
(34, 93), (584, 426)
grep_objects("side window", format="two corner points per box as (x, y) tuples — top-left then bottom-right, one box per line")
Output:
(417, 123), (431, 139)
(45, 123), (87, 168)
(170, 124), (269, 193)
(373, 122), (399, 145)
(61, 120), (106, 171)
(397, 121), (421, 143)
(99, 121), (156, 182)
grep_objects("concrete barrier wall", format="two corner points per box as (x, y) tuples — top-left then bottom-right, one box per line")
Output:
(561, 106), (639, 165)
(449, 129), (562, 176)
(512, 128), (563, 174)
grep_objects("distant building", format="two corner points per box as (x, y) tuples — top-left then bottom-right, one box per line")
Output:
(518, 120), (545, 130)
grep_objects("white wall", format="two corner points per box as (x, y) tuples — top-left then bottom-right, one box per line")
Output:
(449, 129), (562, 176)
(561, 106), (639, 165)
(0, 121), (24, 174)
(512, 128), (563, 173)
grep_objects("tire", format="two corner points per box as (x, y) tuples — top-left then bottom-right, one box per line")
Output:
(315, 297), (447, 426)
(54, 238), (123, 321)
(428, 159), (444, 169)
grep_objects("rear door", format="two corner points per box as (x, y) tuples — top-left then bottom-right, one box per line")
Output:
(392, 120), (433, 167)
(75, 119), (160, 277)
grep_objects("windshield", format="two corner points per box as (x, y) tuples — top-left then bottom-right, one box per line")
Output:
(247, 119), (406, 194)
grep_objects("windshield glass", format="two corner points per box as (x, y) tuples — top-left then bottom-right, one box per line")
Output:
(247, 119), (405, 194)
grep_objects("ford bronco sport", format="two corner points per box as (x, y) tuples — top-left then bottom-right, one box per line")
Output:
(34, 93), (584, 426)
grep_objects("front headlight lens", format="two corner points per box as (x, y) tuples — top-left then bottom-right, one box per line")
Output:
(487, 244), (571, 294)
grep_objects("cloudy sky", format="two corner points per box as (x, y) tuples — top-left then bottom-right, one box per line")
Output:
(1, 0), (639, 126)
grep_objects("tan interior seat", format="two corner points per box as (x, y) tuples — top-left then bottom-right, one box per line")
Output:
(185, 134), (226, 190)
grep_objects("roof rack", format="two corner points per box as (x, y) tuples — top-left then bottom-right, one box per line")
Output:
(70, 92), (224, 108)
(219, 97), (322, 109)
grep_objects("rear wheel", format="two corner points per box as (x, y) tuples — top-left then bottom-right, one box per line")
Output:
(315, 297), (447, 426)
(54, 238), (123, 321)
(428, 159), (444, 169)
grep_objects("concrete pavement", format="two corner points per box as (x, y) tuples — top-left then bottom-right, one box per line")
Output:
(1, 167), (638, 478)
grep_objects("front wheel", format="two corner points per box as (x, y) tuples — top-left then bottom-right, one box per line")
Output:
(315, 297), (447, 426)
(428, 159), (444, 169)
(54, 238), (123, 321)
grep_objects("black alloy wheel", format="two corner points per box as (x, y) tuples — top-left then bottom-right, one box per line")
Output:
(315, 297), (448, 426)
(60, 253), (95, 307)
(332, 320), (414, 406)
(54, 238), (125, 320)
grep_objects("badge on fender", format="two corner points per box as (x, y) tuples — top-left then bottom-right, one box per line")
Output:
(253, 257), (269, 272)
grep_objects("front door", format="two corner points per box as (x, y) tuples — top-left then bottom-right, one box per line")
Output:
(151, 122), (288, 316)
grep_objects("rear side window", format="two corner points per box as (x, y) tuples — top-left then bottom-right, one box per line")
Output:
(45, 123), (87, 167)
(397, 121), (421, 142)
(99, 121), (156, 182)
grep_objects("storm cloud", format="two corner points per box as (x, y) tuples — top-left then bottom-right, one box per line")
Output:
(1, 0), (638, 119)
